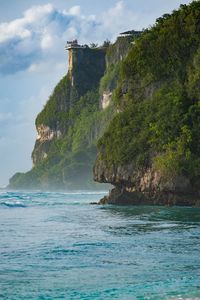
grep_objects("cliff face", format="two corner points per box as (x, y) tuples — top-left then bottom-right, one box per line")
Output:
(94, 2), (200, 206)
(32, 125), (62, 165)
(32, 48), (106, 165)
(9, 37), (133, 190)
(100, 36), (133, 109)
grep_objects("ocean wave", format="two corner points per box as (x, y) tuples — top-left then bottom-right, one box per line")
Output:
(0, 201), (26, 208)
(0, 190), (107, 208)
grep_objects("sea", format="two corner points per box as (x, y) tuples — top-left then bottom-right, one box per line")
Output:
(0, 191), (200, 300)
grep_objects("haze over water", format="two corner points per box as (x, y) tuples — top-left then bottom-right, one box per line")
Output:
(0, 191), (200, 299)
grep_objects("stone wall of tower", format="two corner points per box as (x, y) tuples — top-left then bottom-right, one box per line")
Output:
(68, 49), (73, 78)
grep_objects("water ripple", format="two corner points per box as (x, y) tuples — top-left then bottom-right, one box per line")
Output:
(0, 191), (200, 299)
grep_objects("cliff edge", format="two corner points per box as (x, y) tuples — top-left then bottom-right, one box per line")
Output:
(94, 2), (200, 206)
(8, 37), (133, 190)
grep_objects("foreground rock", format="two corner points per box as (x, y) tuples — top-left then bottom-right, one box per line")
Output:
(94, 160), (200, 206)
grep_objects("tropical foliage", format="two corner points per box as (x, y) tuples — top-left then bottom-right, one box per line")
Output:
(98, 1), (200, 182)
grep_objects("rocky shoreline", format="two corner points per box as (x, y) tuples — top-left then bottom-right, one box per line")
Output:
(93, 161), (200, 206)
(97, 186), (200, 206)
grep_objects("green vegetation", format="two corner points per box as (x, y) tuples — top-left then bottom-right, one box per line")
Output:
(36, 75), (71, 128)
(9, 45), (110, 189)
(98, 1), (200, 183)
(99, 63), (121, 94)
(106, 35), (135, 66)
(99, 35), (134, 96)
(10, 2), (199, 191)
(9, 36), (132, 190)
(36, 48), (106, 129)
(10, 86), (114, 190)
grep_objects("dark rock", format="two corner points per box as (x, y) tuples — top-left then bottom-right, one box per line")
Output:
(94, 160), (200, 206)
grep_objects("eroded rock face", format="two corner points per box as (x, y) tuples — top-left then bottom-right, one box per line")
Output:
(32, 47), (106, 168)
(101, 91), (112, 109)
(36, 124), (61, 142)
(93, 158), (200, 206)
(32, 124), (62, 165)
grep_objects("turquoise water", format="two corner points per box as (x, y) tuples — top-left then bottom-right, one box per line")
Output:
(0, 191), (200, 300)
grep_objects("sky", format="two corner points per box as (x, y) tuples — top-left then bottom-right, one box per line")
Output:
(0, 0), (192, 187)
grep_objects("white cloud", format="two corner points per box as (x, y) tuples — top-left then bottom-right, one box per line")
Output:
(24, 3), (54, 23)
(0, 20), (31, 43)
(68, 6), (81, 16)
(0, 1), (142, 75)
(0, 4), (77, 73)
(101, 1), (139, 39)
(0, 4), (54, 43)
(41, 34), (53, 49)
(64, 26), (78, 40)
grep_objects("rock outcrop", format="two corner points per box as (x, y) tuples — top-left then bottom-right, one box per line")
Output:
(94, 159), (200, 206)
(32, 125), (62, 165)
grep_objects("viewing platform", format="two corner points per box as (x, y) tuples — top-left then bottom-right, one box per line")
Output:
(65, 40), (87, 50)
(119, 30), (142, 37)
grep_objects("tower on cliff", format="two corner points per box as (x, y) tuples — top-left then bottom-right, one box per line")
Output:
(65, 39), (106, 100)
(65, 40), (87, 80)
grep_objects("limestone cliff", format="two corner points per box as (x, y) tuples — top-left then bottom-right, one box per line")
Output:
(32, 47), (106, 167)
(100, 36), (132, 109)
(93, 2), (200, 206)
(9, 36), (133, 190)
